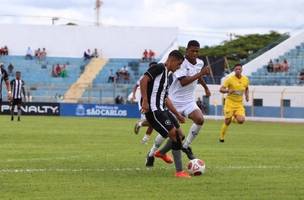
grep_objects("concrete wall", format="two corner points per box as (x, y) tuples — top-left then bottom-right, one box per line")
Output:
(0, 24), (178, 58)
(195, 85), (304, 107)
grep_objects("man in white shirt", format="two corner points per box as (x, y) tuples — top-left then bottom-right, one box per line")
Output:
(150, 40), (210, 162)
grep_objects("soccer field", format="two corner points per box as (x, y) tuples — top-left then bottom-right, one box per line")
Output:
(0, 116), (303, 200)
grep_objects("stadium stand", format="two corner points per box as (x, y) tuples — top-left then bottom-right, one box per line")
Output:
(249, 42), (304, 85)
(0, 55), (87, 102)
(81, 59), (151, 103)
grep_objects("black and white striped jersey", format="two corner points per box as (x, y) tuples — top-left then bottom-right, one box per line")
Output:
(144, 63), (169, 112)
(0, 68), (9, 99)
(10, 79), (25, 99)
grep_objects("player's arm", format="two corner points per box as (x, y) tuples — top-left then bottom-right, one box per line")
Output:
(245, 87), (249, 102)
(179, 66), (209, 87)
(4, 71), (12, 100)
(22, 81), (26, 101)
(165, 97), (185, 124)
(198, 77), (211, 97)
(131, 84), (139, 102)
(139, 75), (150, 113)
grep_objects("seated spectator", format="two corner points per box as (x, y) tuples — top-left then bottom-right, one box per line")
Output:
(0, 46), (9, 56)
(118, 66), (130, 83)
(299, 69), (304, 84)
(273, 59), (281, 72)
(35, 48), (41, 58)
(282, 59), (289, 72)
(148, 49), (155, 61)
(54, 64), (62, 77)
(25, 47), (33, 60)
(142, 49), (148, 62)
(7, 63), (14, 76)
(59, 64), (68, 78)
(83, 49), (92, 60)
(92, 48), (99, 58)
(267, 59), (274, 72)
(108, 69), (115, 83)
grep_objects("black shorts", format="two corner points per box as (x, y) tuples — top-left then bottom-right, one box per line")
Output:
(11, 98), (22, 106)
(145, 110), (180, 138)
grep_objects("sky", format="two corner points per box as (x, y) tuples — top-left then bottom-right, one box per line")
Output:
(0, 0), (303, 46)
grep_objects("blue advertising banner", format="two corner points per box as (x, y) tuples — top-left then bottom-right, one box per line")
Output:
(60, 103), (140, 118)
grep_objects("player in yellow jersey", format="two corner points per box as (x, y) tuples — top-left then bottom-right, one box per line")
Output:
(219, 64), (249, 142)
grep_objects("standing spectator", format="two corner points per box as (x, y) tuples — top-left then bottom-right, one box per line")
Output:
(267, 59), (274, 72)
(108, 69), (115, 83)
(148, 49), (155, 61)
(8, 63), (14, 76)
(25, 47), (33, 60)
(41, 48), (47, 60)
(3, 46), (9, 55)
(142, 49), (148, 62)
(273, 59), (281, 72)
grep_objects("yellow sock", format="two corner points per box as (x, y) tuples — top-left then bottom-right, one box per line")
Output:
(220, 123), (228, 140)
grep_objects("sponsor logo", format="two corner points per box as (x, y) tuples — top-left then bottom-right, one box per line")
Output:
(165, 120), (171, 125)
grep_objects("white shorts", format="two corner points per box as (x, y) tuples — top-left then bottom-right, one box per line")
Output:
(173, 101), (200, 118)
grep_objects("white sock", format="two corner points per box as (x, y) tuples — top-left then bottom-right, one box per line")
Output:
(141, 134), (150, 144)
(138, 121), (143, 126)
(183, 124), (202, 148)
(148, 134), (165, 157)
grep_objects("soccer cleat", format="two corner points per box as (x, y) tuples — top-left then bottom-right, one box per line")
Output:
(134, 121), (141, 134)
(219, 139), (225, 143)
(11, 116), (14, 121)
(145, 153), (154, 167)
(154, 150), (173, 164)
(182, 146), (196, 160)
(175, 171), (191, 178)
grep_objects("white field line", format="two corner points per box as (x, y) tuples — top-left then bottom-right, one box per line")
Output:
(0, 155), (91, 163)
(0, 165), (303, 174)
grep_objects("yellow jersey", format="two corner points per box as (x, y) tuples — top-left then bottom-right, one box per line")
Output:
(223, 75), (249, 103)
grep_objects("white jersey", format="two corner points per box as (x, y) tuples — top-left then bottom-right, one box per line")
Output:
(169, 58), (205, 106)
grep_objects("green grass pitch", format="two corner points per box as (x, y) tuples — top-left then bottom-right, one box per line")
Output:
(0, 116), (303, 200)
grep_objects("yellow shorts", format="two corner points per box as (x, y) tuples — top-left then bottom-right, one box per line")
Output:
(223, 100), (245, 119)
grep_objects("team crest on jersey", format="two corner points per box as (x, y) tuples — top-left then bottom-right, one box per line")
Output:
(165, 120), (171, 125)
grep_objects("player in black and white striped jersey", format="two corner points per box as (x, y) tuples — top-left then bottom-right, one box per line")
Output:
(0, 63), (12, 111)
(10, 71), (26, 121)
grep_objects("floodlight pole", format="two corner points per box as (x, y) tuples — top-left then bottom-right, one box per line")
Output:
(95, 0), (103, 26)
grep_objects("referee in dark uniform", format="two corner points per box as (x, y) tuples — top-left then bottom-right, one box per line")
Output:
(0, 63), (12, 112)
(10, 71), (26, 121)
(140, 50), (191, 178)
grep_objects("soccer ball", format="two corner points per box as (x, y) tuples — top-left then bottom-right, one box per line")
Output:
(187, 158), (206, 176)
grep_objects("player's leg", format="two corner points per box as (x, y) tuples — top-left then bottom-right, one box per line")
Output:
(17, 100), (22, 121)
(10, 101), (15, 121)
(234, 105), (246, 124)
(182, 103), (204, 159)
(219, 103), (233, 142)
(134, 114), (149, 134)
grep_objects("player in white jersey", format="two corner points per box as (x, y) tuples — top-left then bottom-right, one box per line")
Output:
(152, 40), (210, 161)
(131, 62), (157, 144)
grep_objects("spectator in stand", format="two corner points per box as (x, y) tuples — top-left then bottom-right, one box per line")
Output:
(148, 49), (155, 61)
(299, 69), (304, 84)
(35, 48), (41, 58)
(84, 49), (92, 60)
(119, 65), (130, 83)
(8, 63), (14, 76)
(108, 69), (115, 83)
(282, 59), (289, 72)
(0, 46), (9, 56)
(25, 47), (33, 60)
(273, 59), (281, 72)
(41, 48), (47, 60)
(55, 64), (62, 77)
(93, 48), (99, 58)
(267, 59), (274, 72)
(142, 49), (148, 62)
(60, 64), (68, 78)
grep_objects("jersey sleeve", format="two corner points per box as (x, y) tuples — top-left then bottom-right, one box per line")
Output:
(144, 64), (164, 80)
(223, 76), (230, 88)
(174, 66), (188, 79)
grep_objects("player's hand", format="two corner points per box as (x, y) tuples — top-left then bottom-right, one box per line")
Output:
(7, 92), (12, 101)
(200, 66), (210, 76)
(177, 113), (186, 124)
(141, 100), (149, 113)
(228, 89), (236, 94)
(130, 96), (135, 103)
(205, 88), (211, 97)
